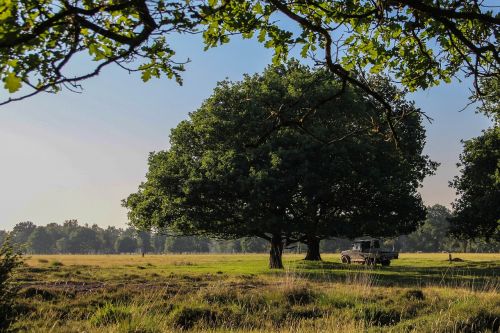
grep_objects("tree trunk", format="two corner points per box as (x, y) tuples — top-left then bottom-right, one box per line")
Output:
(269, 234), (284, 269)
(304, 236), (322, 261)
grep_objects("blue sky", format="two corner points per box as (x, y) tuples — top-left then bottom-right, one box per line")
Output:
(0, 34), (492, 230)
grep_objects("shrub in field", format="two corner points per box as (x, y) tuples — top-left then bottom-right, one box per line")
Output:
(405, 289), (425, 301)
(169, 306), (218, 329)
(283, 286), (317, 306)
(89, 303), (131, 326)
(21, 287), (58, 301)
(0, 237), (22, 331)
(49, 260), (63, 267)
(267, 305), (323, 327)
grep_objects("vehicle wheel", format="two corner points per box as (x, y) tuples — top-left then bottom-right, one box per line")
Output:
(381, 260), (390, 266)
(364, 258), (375, 266)
(341, 256), (351, 264)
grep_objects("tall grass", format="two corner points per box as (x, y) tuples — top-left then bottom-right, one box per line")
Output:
(11, 253), (500, 332)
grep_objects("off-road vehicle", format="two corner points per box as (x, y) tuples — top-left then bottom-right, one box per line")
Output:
(340, 238), (398, 266)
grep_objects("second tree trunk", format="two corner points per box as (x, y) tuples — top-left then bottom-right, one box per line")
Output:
(269, 234), (284, 269)
(304, 236), (321, 261)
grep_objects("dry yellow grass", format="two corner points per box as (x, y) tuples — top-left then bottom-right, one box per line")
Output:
(25, 253), (268, 267)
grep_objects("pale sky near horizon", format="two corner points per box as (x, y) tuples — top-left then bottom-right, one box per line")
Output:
(0, 34), (492, 231)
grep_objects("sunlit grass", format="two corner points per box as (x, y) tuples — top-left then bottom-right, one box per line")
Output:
(13, 253), (500, 332)
(24, 252), (500, 266)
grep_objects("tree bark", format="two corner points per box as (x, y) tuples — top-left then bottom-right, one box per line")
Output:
(269, 234), (284, 269)
(304, 236), (322, 261)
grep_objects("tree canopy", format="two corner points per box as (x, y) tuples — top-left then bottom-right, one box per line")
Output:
(449, 78), (500, 241)
(449, 126), (500, 241)
(405, 204), (452, 252)
(1, 0), (498, 114)
(123, 63), (436, 268)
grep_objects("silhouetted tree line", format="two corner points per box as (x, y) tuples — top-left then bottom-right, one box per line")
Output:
(1, 205), (498, 255)
(0, 220), (270, 254)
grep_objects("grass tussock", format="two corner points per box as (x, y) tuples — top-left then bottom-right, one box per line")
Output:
(90, 303), (132, 326)
(405, 288), (425, 301)
(49, 260), (64, 267)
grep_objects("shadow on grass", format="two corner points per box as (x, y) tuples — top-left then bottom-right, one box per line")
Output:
(269, 259), (500, 289)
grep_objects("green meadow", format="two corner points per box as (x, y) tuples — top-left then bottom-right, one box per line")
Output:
(13, 253), (500, 332)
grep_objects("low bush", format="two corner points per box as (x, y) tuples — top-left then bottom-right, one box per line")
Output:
(169, 306), (218, 329)
(21, 287), (58, 301)
(49, 260), (63, 267)
(283, 286), (317, 305)
(405, 289), (425, 301)
(0, 238), (22, 331)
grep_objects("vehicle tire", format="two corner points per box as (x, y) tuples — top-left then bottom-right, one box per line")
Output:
(381, 260), (390, 266)
(341, 255), (351, 264)
(364, 258), (375, 266)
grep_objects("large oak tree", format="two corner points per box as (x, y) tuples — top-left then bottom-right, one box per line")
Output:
(123, 63), (435, 268)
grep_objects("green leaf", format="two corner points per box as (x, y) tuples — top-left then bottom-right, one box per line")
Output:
(7, 59), (17, 67)
(369, 64), (383, 74)
(253, 2), (263, 14)
(300, 44), (309, 58)
(4, 72), (21, 93)
(257, 29), (266, 43)
(141, 69), (152, 82)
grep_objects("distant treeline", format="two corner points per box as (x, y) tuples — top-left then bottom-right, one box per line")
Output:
(1, 206), (499, 254)
(0, 220), (269, 254)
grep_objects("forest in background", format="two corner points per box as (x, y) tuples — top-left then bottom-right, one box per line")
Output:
(2, 205), (499, 255)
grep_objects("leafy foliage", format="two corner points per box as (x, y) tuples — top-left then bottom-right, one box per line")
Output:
(449, 127), (500, 241)
(27, 227), (53, 254)
(10, 221), (36, 250)
(449, 77), (500, 241)
(0, 0), (497, 111)
(164, 236), (210, 253)
(0, 237), (22, 331)
(114, 236), (138, 254)
(0, 0), (194, 103)
(473, 77), (500, 123)
(407, 205), (452, 252)
(136, 230), (153, 255)
(0, 220), (274, 254)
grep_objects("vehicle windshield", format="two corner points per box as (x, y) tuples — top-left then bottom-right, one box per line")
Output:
(353, 240), (381, 250)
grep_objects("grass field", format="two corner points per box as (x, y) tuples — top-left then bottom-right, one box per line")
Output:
(13, 253), (500, 332)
